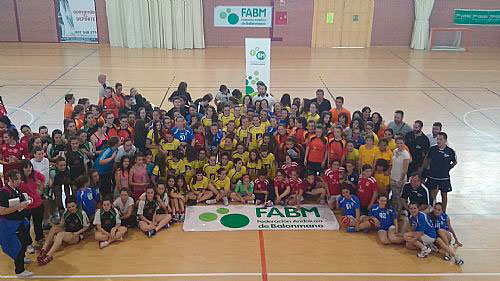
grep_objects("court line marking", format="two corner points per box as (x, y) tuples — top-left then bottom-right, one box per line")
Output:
(8, 49), (97, 116)
(31, 88), (73, 124)
(258, 230), (268, 281)
(5, 106), (34, 126)
(2, 272), (500, 279)
(462, 108), (500, 138)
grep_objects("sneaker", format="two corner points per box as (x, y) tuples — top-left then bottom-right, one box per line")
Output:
(147, 229), (156, 238)
(443, 253), (451, 261)
(430, 243), (439, 253)
(99, 241), (109, 249)
(16, 270), (33, 278)
(24, 257), (32, 264)
(206, 199), (217, 205)
(223, 197), (229, 206)
(163, 223), (170, 230)
(26, 245), (35, 254)
(454, 256), (464, 266)
(346, 226), (355, 233)
(417, 247), (432, 258)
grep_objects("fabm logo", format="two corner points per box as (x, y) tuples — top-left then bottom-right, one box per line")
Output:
(256, 207), (321, 218)
(249, 47), (266, 61)
(198, 207), (250, 229)
(219, 8), (268, 25)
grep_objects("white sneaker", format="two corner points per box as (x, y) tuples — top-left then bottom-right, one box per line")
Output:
(16, 270), (33, 278)
(23, 257), (32, 264)
(454, 255), (464, 266)
(443, 253), (451, 261)
(26, 245), (35, 254)
(206, 199), (217, 205)
(417, 246), (432, 258)
(223, 197), (229, 206)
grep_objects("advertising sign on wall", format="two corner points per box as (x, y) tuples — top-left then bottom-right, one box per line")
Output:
(454, 9), (500, 26)
(214, 6), (273, 27)
(56, 0), (98, 43)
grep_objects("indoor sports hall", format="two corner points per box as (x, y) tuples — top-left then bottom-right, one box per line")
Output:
(0, 0), (500, 280)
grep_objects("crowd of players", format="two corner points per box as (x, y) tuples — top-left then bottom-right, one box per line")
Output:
(0, 75), (463, 277)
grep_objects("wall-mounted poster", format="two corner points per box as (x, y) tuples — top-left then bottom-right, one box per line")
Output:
(56, 0), (98, 43)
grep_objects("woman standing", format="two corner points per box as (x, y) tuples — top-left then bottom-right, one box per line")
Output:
(90, 122), (109, 156)
(304, 125), (328, 175)
(129, 152), (149, 201)
(0, 129), (27, 178)
(390, 136), (410, 214)
(19, 160), (46, 253)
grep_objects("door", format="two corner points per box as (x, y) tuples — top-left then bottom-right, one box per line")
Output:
(311, 0), (374, 48)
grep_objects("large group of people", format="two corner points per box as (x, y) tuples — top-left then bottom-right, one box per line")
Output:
(0, 74), (463, 278)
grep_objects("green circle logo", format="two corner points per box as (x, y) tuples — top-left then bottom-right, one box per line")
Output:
(220, 214), (250, 228)
(250, 50), (256, 56)
(219, 12), (227, 19)
(256, 51), (266, 60)
(217, 208), (229, 214)
(199, 212), (217, 222)
(228, 13), (239, 25)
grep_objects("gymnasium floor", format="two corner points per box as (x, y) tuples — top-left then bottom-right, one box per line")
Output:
(1, 43), (500, 280)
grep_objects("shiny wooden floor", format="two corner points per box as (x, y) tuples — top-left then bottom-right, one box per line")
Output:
(1, 43), (500, 280)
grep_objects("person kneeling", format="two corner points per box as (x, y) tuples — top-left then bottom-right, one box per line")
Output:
(94, 196), (127, 249)
(38, 196), (90, 265)
(337, 184), (370, 233)
(137, 187), (171, 238)
(404, 202), (437, 258)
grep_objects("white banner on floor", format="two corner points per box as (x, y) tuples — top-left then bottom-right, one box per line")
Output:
(245, 38), (271, 95)
(183, 204), (339, 232)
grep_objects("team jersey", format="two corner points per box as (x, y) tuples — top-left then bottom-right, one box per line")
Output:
(219, 139), (238, 154)
(369, 204), (396, 231)
(323, 167), (345, 196)
(273, 178), (289, 194)
(254, 178), (269, 192)
(63, 209), (89, 233)
(155, 192), (169, 215)
(194, 132), (205, 150)
(219, 161), (234, 172)
(374, 148), (393, 166)
(307, 137), (327, 163)
(194, 158), (208, 170)
(213, 176), (231, 191)
(409, 211), (437, 238)
(260, 153), (276, 177)
(345, 172), (359, 187)
(76, 187), (97, 217)
(232, 151), (249, 165)
(288, 178), (303, 193)
(359, 145), (378, 167)
(235, 127), (249, 144)
(167, 159), (186, 176)
(338, 195), (360, 217)
(201, 116), (214, 128)
(434, 213), (449, 231)
(137, 199), (159, 221)
(345, 148), (360, 164)
(373, 171), (389, 192)
(190, 176), (209, 191)
(108, 127), (133, 143)
(94, 208), (120, 232)
(304, 112), (320, 123)
(248, 125), (266, 150)
(160, 139), (181, 157)
(282, 162), (299, 179)
(172, 127), (194, 143)
(228, 166), (247, 184)
(427, 145), (457, 180)
(302, 176), (322, 191)
(0, 143), (27, 176)
(203, 163), (220, 181)
(328, 139), (345, 162)
(246, 160), (262, 171)
(357, 176), (378, 208)
(218, 113), (235, 127)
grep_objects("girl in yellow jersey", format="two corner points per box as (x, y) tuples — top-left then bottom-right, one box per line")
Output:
(188, 170), (214, 204)
(260, 146), (277, 179)
(194, 149), (208, 171)
(201, 106), (218, 129)
(236, 116), (250, 144)
(203, 154), (220, 182)
(232, 143), (249, 165)
(218, 104), (235, 127)
(303, 102), (321, 123)
(206, 168), (231, 206)
(247, 149), (262, 181)
(248, 116), (266, 151)
(170, 176), (187, 221)
(228, 158), (247, 186)
(219, 135), (237, 156)
(167, 151), (186, 177)
(218, 152), (234, 172)
(182, 145), (197, 185)
(223, 120), (237, 137)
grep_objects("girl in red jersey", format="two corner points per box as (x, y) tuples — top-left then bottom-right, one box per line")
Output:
(287, 169), (304, 210)
(0, 129), (27, 178)
(356, 164), (378, 215)
(323, 159), (345, 210)
(281, 154), (299, 179)
(254, 169), (272, 206)
(273, 169), (290, 206)
(304, 125), (328, 175)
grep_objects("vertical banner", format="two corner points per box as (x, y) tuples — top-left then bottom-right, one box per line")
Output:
(245, 38), (271, 95)
(56, 0), (98, 43)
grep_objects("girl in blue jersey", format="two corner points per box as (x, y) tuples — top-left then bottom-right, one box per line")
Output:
(336, 184), (369, 232)
(404, 202), (437, 258)
(431, 202), (464, 265)
(368, 193), (404, 245)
